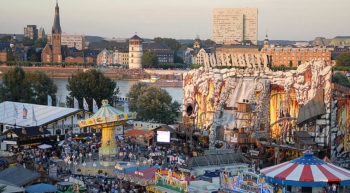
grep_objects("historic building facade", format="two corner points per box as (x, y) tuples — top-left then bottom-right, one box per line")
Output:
(260, 47), (331, 67)
(128, 35), (143, 69)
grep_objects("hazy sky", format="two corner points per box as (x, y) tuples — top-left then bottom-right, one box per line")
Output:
(1, 0), (349, 41)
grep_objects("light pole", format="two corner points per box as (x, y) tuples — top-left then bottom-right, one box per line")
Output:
(136, 161), (140, 171)
(93, 162), (97, 176)
(88, 152), (92, 161)
(79, 153), (83, 163)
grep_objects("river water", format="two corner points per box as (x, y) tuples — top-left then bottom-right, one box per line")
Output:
(54, 79), (183, 104)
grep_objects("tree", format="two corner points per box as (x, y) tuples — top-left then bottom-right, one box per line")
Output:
(335, 53), (350, 67)
(332, 72), (350, 88)
(6, 49), (15, 61)
(22, 37), (34, 46)
(33, 38), (47, 48)
(202, 39), (216, 47)
(25, 71), (57, 105)
(127, 83), (180, 124)
(0, 67), (31, 102)
(0, 67), (57, 104)
(27, 48), (40, 62)
(174, 54), (184, 64)
(0, 185), (5, 193)
(66, 69), (118, 111)
(142, 50), (158, 68)
(153, 37), (181, 52)
(0, 35), (12, 41)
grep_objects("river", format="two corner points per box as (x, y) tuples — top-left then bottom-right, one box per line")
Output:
(54, 79), (183, 104)
(0, 78), (183, 104)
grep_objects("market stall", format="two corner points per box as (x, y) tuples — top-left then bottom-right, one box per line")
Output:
(261, 150), (350, 192)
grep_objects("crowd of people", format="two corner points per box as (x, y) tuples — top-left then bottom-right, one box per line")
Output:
(3, 134), (193, 193)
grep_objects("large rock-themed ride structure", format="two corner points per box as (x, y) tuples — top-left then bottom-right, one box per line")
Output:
(183, 53), (350, 165)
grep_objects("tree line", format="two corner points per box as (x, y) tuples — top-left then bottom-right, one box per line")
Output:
(0, 67), (180, 124)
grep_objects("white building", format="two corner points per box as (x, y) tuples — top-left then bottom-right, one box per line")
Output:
(212, 8), (258, 45)
(48, 34), (86, 50)
(128, 35), (143, 69)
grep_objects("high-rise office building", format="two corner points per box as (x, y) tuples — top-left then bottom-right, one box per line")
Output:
(212, 8), (258, 45)
(24, 25), (38, 40)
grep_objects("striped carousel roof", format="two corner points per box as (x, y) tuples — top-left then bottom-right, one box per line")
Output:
(261, 150), (350, 187)
(90, 100), (123, 119)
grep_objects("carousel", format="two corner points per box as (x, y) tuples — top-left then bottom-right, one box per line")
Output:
(261, 150), (350, 193)
(74, 99), (136, 176)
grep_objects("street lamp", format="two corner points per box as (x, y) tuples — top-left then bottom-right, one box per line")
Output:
(136, 161), (140, 171)
(88, 152), (92, 161)
(93, 162), (97, 176)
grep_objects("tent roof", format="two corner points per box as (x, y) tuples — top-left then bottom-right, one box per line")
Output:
(128, 167), (157, 180)
(0, 166), (40, 186)
(90, 102), (123, 119)
(25, 183), (57, 193)
(0, 179), (25, 193)
(124, 129), (154, 137)
(261, 150), (350, 187)
(0, 101), (82, 127)
(153, 125), (177, 133)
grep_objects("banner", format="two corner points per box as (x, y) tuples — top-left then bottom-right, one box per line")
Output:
(93, 99), (98, 113)
(56, 96), (60, 107)
(83, 98), (89, 111)
(74, 97), (79, 109)
(47, 95), (52, 106)
(23, 105), (28, 119)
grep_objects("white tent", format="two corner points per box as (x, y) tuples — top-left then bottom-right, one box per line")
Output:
(0, 101), (81, 127)
(38, 144), (52, 149)
(0, 179), (25, 193)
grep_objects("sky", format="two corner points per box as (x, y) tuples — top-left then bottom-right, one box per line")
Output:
(0, 0), (349, 41)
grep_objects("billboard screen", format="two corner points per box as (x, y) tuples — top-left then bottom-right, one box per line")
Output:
(157, 131), (170, 143)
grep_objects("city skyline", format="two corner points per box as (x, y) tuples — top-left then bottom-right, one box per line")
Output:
(0, 0), (349, 41)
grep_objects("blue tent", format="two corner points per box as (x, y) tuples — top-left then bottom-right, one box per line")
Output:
(115, 135), (124, 140)
(25, 183), (57, 193)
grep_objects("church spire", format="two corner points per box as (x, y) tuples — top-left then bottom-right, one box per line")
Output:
(52, 0), (61, 34)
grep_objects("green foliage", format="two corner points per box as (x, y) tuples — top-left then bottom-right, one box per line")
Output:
(0, 185), (5, 193)
(25, 71), (57, 104)
(66, 69), (118, 111)
(156, 63), (186, 69)
(191, 64), (202, 69)
(202, 39), (216, 47)
(0, 35), (12, 41)
(22, 37), (34, 46)
(142, 50), (158, 68)
(153, 37), (181, 52)
(27, 48), (40, 62)
(332, 72), (350, 88)
(289, 61), (293, 67)
(127, 82), (180, 124)
(6, 49), (14, 61)
(33, 38), (47, 48)
(335, 53), (350, 67)
(0, 67), (56, 104)
(174, 54), (184, 64)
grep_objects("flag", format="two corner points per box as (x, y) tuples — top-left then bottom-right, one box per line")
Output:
(93, 99), (98, 113)
(47, 95), (52, 106)
(32, 106), (37, 123)
(56, 96), (60, 107)
(83, 98), (89, 111)
(74, 97), (79, 109)
(14, 104), (18, 119)
(23, 105), (28, 119)
(124, 102), (129, 114)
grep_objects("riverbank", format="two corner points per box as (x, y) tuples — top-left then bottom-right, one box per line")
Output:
(0, 66), (186, 83)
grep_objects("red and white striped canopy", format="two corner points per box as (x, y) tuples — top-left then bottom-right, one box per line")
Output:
(261, 151), (350, 187)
